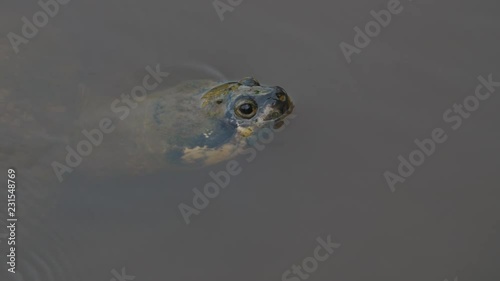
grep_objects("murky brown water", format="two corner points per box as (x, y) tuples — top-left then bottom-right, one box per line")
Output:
(1, 0), (500, 280)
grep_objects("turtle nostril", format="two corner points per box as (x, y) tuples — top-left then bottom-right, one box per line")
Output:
(272, 86), (292, 114)
(277, 93), (287, 102)
(275, 87), (288, 102)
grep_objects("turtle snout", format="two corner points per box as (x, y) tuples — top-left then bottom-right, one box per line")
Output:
(274, 86), (293, 114)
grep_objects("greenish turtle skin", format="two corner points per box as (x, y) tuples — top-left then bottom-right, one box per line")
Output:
(114, 77), (295, 172)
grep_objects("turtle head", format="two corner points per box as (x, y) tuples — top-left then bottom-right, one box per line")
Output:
(201, 77), (294, 137)
(170, 78), (294, 167)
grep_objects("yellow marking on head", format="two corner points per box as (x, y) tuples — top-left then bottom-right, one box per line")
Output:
(201, 83), (237, 107)
(237, 127), (254, 138)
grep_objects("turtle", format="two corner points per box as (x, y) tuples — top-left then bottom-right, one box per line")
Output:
(63, 76), (295, 176)
(1, 76), (295, 200)
(0, 76), (294, 279)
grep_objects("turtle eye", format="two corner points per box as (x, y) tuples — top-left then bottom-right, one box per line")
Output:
(235, 100), (257, 119)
